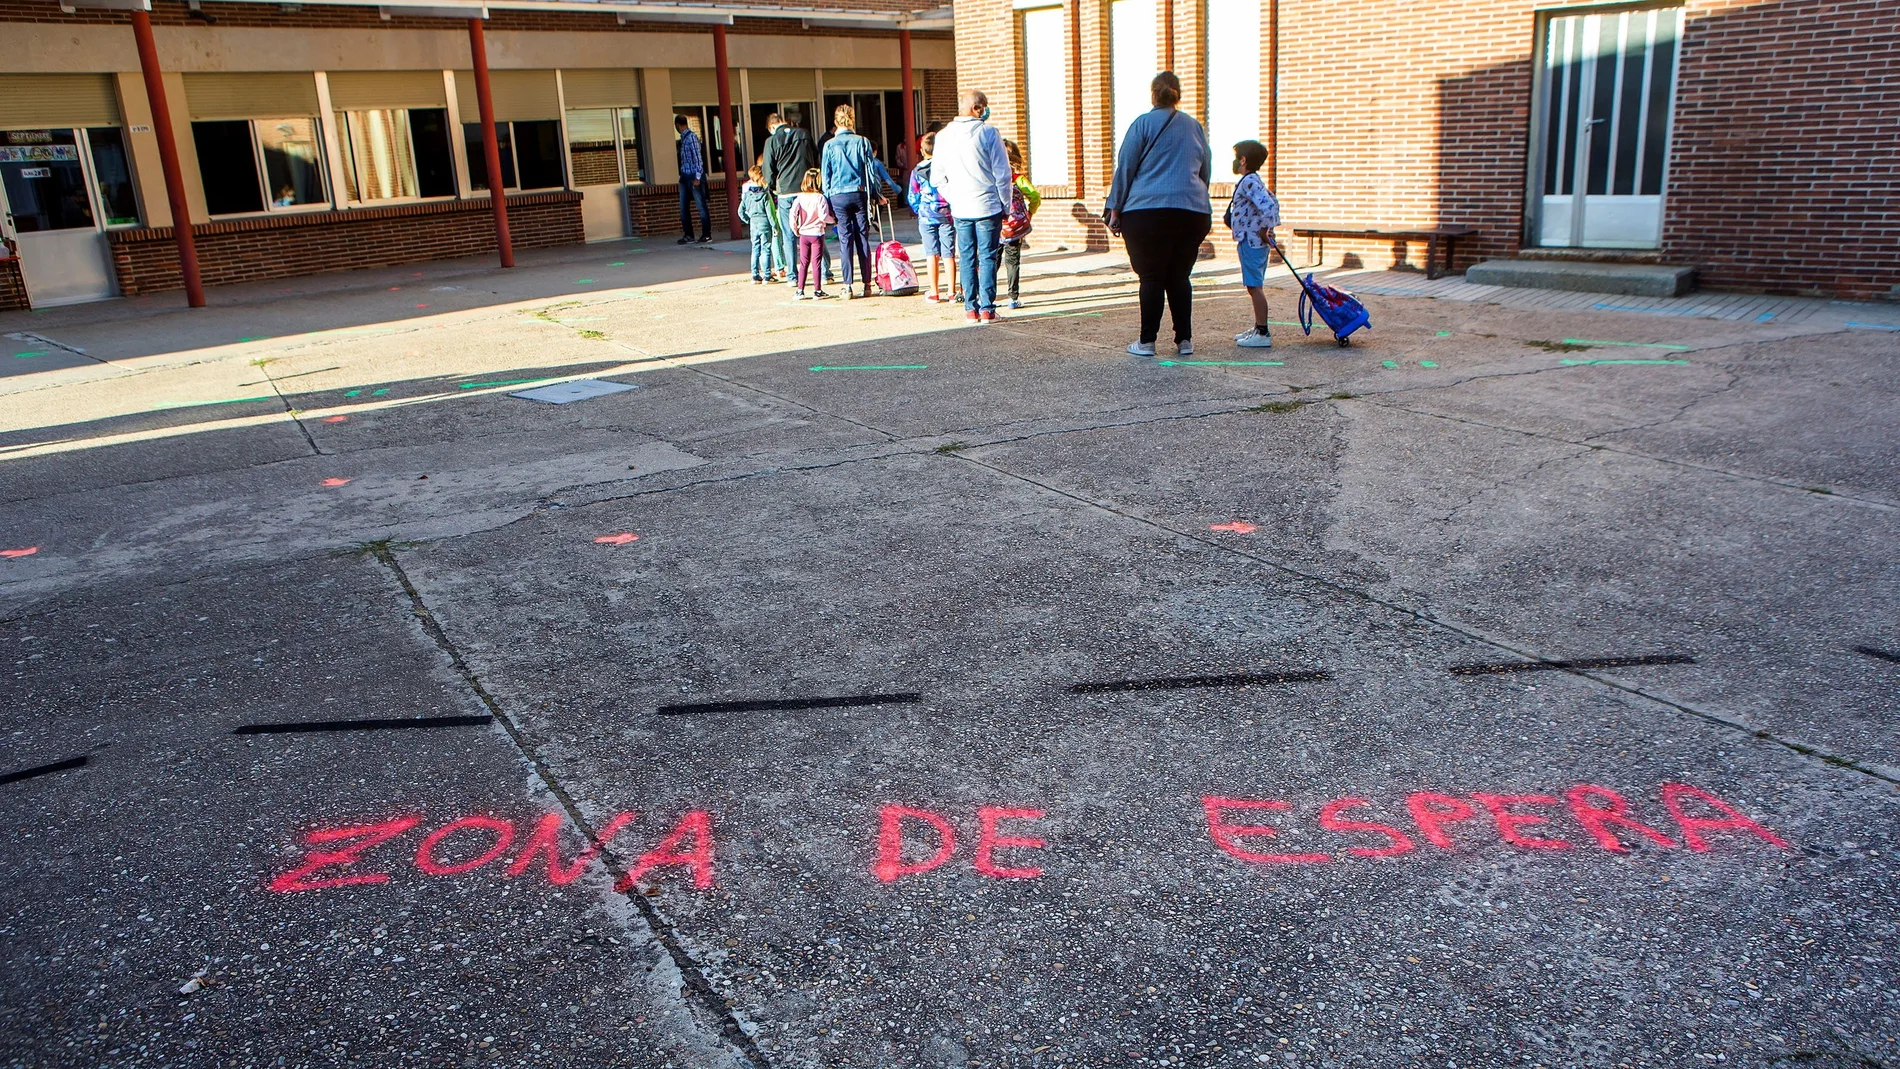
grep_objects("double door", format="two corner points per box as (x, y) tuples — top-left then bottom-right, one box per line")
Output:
(0, 127), (132, 305)
(1532, 6), (1683, 249)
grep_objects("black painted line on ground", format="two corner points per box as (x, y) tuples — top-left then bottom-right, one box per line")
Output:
(1853, 645), (1900, 665)
(658, 692), (923, 716)
(233, 715), (493, 735)
(368, 546), (766, 1069)
(1449, 654), (1697, 676)
(0, 755), (87, 786)
(1069, 670), (1330, 694)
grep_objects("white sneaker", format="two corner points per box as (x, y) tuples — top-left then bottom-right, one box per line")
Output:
(1127, 341), (1156, 356)
(1236, 329), (1274, 349)
(1176, 339), (1194, 356)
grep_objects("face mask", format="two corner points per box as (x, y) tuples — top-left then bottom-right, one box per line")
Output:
(979, 106), (991, 121)
(1232, 159), (1244, 175)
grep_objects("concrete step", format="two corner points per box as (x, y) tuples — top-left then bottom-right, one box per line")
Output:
(1467, 258), (1697, 297)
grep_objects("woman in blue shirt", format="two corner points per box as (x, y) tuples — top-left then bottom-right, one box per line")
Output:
(1105, 72), (1213, 356)
(820, 105), (887, 300)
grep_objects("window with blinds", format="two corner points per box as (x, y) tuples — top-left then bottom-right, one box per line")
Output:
(183, 73), (321, 120)
(0, 74), (121, 128)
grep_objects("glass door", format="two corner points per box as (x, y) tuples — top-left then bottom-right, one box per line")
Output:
(1532, 6), (1682, 249)
(0, 128), (117, 305)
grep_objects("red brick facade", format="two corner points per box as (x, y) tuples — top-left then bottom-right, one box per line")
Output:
(956, 0), (1900, 299)
(0, 256), (28, 312)
(626, 183), (732, 239)
(107, 191), (583, 296)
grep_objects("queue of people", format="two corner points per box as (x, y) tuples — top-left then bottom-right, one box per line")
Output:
(706, 72), (1281, 350)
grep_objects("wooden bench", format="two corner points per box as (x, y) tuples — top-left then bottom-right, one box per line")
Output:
(1289, 224), (1477, 280)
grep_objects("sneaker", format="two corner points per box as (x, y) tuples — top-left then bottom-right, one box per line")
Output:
(696, 235), (714, 244)
(752, 277), (764, 285)
(1176, 339), (1194, 356)
(925, 293), (942, 303)
(676, 237), (693, 245)
(1008, 299), (1023, 310)
(966, 310), (980, 322)
(844, 290), (857, 300)
(1236, 329), (1274, 349)
(814, 290), (831, 299)
(1127, 340), (1156, 356)
(979, 310), (996, 323)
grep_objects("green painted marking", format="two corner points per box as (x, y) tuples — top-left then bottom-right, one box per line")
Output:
(809, 364), (928, 371)
(577, 279), (595, 284)
(1382, 360), (1400, 369)
(1419, 360), (1439, 368)
(1435, 331), (1451, 337)
(12, 350), (50, 358)
(343, 389), (362, 397)
(1562, 338), (1691, 351)
(1157, 360), (1285, 367)
(371, 388), (389, 396)
(238, 336), (261, 342)
(457, 378), (554, 388)
(1560, 358), (1690, 366)
(1267, 320), (1302, 327)
(609, 261), (627, 266)
(150, 396), (272, 410)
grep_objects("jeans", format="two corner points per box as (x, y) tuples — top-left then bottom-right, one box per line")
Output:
(679, 173), (712, 239)
(1118, 208), (1211, 343)
(796, 235), (826, 291)
(1000, 240), (1023, 301)
(778, 194), (828, 279)
(954, 213), (1003, 312)
(748, 214), (781, 278)
(828, 192), (870, 291)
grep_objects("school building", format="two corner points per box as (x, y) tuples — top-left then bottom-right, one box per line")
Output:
(958, 0), (1898, 301)
(0, 0), (956, 308)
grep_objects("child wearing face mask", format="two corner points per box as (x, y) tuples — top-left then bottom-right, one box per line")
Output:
(1224, 139), (1281, 348)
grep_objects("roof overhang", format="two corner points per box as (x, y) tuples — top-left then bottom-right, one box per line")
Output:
(186, 0), (950, 26)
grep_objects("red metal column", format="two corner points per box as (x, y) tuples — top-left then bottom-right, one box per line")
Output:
(713, 23), (742, 240)
(899, 29), (917, 167)
(130, 10), (203, 308)
(467, 17), (514, 268)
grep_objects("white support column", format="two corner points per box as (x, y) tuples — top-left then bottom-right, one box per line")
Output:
(442, 68), (473, 197)
(313, 70), (351, 210)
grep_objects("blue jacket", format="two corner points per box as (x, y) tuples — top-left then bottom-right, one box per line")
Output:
(738, 181), (773, 223)
(1106, 107), (1212, 215)
(820, 131), (875, 196)
(908, 160), (949, 224)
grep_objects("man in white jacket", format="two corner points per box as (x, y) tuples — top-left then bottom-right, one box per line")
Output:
(930, 90), (1015, 322)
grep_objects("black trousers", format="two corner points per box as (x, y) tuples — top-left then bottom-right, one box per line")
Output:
(1118, 208), (1212, 344)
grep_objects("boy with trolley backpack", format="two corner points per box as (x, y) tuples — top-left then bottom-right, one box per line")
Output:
(1226, 138), (1370, 347)
(907, 132), (959, 303)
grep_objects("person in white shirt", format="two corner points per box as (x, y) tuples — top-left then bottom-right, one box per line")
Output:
(929, 89), (1014, 322)
(1226, 139), (1282, 348)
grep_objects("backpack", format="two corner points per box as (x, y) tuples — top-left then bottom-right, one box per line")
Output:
(910, 161), (948, 222)
(1001, 182), (1032, 241)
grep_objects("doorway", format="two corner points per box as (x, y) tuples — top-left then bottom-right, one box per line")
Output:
(0, 127), (129, 305)
(1530, 6), (1683, 249)
(820, 90), (917, 169)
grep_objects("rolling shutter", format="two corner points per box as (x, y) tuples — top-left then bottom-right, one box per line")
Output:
(747, 69), (816, 102)
(454, 70), (560, 123)
(0, 74), (121, 128)
(326, 70), (447, 111)
(669, 69), (739, 105)
(821, 68), (902, 90)
(184, 73), (321, 120)
(560, 69), (641, 110)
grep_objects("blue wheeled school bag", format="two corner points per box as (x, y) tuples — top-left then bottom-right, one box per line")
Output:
(1268, 236), (1371, 346)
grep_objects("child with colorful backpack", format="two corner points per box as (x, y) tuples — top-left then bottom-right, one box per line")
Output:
(907, 131), (959, 303)
(1226, 139), (1282, 348)
(999, 140), (1041, 310)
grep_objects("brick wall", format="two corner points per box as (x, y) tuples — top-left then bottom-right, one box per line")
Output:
(107, 191), (582, 295)
(955, 0), (1900, 299)
(0, 257), (27, 312)
(924, 69), (960, 126)
(626, 182), (731, 238)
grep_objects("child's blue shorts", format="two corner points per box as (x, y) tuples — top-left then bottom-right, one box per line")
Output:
(919, 220), (955, 258)
(1238, 242), (1269, 288)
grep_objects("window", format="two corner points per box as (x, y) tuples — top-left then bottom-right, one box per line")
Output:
(85, 127), (140, 226)
(336, 108), (455, 202)
(1021, 5), (1071, 186)
(1111, 0), (1158, 156)
(673, 106), (743, 174)
(566, 107), (646, 186)
(0, 128), (94, 232)
(465, 119), (565, 192)
(191, 118), (329, 216)
(1204, 0), (1263, 160)
(749, 100), (813, 162)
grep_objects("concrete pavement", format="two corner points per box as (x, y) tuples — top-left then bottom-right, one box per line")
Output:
(3, 241), (1898, 1068)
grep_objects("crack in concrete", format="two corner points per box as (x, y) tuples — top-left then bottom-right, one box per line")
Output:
(369, 544), (768, 1069)
(251, 361), (326, 457)
(1435, 445), (1596, 526)
(938, 450), (1900, 790)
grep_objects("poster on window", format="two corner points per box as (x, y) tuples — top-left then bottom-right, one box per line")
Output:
(0, 145), (79, 163)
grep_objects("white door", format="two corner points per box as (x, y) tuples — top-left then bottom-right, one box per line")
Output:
(1533, 7), (1682, 249)
(0, 128), (115, 305)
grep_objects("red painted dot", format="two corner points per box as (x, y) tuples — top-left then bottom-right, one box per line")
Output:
(0, 546), (38, 559)
(1209, 521), (1258, 534)
(593, 532), (639, 545)
(321, 477), (351, 487)
(323, 415), (349, 424)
